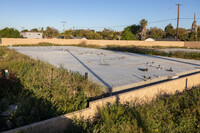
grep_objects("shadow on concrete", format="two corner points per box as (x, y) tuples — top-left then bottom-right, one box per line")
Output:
(132, 74), (144, 80)
(66, 50), (112, 91)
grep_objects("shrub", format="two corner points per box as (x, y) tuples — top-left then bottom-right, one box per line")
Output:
(106, 46), (200, 60)
(0, 47), (103, 131)
(71, 87), (200, 132)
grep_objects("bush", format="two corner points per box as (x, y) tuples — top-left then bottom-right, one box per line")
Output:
(71, 87), (200, 132)
(71, 104), (141, 133)
(0, 47), (103, 131)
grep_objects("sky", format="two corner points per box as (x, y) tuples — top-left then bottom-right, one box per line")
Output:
(0, 0), (200, 32)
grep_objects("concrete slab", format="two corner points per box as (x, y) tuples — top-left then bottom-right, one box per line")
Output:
(10, 46), (200, 92)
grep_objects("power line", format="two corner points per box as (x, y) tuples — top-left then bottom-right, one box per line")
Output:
(180, 17), (200, 19)
(74, 18), (199, 29)
(148, 18), (177, 23)
(58, 17), (199, 31)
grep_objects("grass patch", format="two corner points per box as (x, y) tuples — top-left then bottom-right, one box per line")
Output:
(71, 87), (200, 133)
(11, 43), (101, 49)
(0, 47), (103, 131)
(106, 45), (200, 60)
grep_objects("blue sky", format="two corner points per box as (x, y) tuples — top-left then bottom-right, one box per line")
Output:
(0, 0), (199, 32)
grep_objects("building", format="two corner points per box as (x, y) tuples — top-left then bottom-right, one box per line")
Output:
(117, 31), (123, 40)
(69, 36), (87, 39)
(21, 32), (43, 39)
(145, 38), (155, 41)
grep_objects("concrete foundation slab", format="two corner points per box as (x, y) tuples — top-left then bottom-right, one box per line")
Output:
(11, 46), (200, 92)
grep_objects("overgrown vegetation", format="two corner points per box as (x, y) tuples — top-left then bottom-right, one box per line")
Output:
(0, 28), (21, 40)
(0, 47), (103, 131)
(1, 20), (200, 41)
(12, 43), (101, 49)
(71, 86), (200, 133)
(106, 45), (200, 60)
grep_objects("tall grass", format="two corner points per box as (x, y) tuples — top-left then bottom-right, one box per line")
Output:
(106, 45), (200, 60)
(71, 87), (200, 133)
(0, 47), (103, 131)
(12, 43), (101, 49)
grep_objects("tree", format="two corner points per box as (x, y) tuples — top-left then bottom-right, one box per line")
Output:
(188, 31), (197, 41)
(121, 29), (136, 40)
(64, 29), (103, 40)
(83, 30), (95, 39)
(140, 19), (148, 40)
(121, 25), (140, 40)
(30, 28), (39, 32)
(164, 23), (176, 38)
(149, 27), (165, 39)
(21, 29), (29, 32)
(39, 27), (45, 38)
(178, 28), (189, 41)
(101, 28), (116, 39)
(198, 26), (200, 41)
(64, 29), (74, 39)
(74, 29), (84, 37)
(129, 25), (140, 35)
(44, 27), (59, 37)
(93, 32), (102, 39)
(0, 27), (21, 39)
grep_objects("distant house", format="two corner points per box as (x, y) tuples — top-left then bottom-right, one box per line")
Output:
(145, 38), (180, 41)
(116, 35), (121, 40)
(117, 31), (123, 40)
(21, 32), (43, 39)
(69, 36), (87, 40)
(118, 31), (123, 35)
(58, 36), (65, 39)
(145, 38), (155, 41)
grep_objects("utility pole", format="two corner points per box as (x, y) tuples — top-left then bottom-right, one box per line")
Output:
(176, 4), (181, 41)
(52, 27), (55, 37)
(62, 21), (66, 33)
(38, 27), (41, 32)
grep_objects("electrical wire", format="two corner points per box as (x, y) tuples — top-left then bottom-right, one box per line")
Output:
(56, 17), (199, 32)
(71, 17), (199, 29)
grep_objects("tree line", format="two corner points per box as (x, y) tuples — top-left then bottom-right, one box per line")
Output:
(0, 27), (120, 40)
(0, 19), (199, 41)
(121, 19), (200, 41)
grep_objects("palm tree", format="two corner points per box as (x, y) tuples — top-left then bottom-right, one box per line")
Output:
(140, 19), (148, 40)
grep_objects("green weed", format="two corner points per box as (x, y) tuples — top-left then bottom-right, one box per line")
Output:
(0, 47), (103, 131)
(106, 45), (200, 60)
(72, 87), (200, 133)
